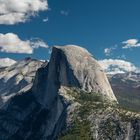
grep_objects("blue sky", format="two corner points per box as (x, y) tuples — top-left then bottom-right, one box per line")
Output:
(0, 0), (140, 68)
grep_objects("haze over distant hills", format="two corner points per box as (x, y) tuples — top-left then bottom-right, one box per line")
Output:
(98, 59), (140, 111)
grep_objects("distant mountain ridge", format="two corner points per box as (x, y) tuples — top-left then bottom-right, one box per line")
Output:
(98, 59), (140, 111)
(0, 46), (139, 140)
(0, 58), (44, 104)
(108, 72), (140, 111)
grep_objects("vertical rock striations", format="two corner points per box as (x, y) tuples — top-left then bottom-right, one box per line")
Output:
(33, 45), (117, 107)
(1, 45), (139, 140)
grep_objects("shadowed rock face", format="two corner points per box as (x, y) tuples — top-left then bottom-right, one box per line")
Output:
(0, 45), (119, 139)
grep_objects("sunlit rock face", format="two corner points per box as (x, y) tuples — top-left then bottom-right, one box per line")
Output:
(33, 45), (117, 107)
(0, 58), (44, 102)
(59, 45), (116, 102)
(0, 45), (119, 140)
(0, 58), (16, 68)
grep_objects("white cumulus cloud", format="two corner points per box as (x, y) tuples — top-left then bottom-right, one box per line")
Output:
(98, 59), (139, 74)
(104, 48), (112, 56)
(0, 33), (32, 54)
(0, 0), (48, 25)
(0, 58), (16, 68)
(122, 39), (140, 48)
(30, 38), (49, 49)
(0, 33), (48, 54)
(104, 45), (117, 56)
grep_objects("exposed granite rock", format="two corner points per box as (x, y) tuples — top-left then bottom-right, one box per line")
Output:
(0, 45), (139, 140)
(0, 58), (16, 68)
(33, 45), (117, 107)
(0, 58), (44, 103)
(89, 107), (140, 140)
(58, 88), (140, 140)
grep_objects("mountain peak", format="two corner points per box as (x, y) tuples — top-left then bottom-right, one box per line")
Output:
(54, 45), (90, 53)
(33, 45), (117, 107)
(1, 46), (140, 140)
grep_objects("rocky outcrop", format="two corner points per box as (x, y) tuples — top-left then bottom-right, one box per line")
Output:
(58, 88), (140, 140)
(33, 45), (117, 107)
(0, 45), (139, 140)
(0, 58), (44, 101)
(0, 58), (16, 68)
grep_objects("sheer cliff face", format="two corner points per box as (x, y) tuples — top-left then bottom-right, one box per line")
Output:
(1, 45), (140, 140)
(33, 45), (117, 107)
